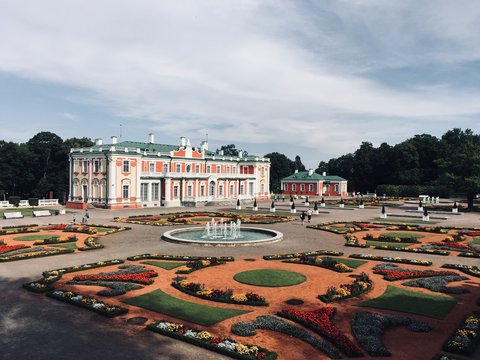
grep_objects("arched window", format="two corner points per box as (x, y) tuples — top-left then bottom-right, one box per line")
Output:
(209, 181), (215, 196)
(92, 180), (99, 200)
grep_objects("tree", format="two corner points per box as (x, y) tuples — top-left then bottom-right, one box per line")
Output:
(353, 142), (376, 192)
(216, 144), (247, 157)
(264, 152), (296, 193)
(294, 155), (306, 171)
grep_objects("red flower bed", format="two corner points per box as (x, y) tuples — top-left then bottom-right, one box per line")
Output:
(374, 268), (457, 281)
(0, 244), (29, 254)
(279, 308), (362, 357)
(73, 271), (157, 284)
(430, 242), (478, 253)
(464, 230), (480, 237)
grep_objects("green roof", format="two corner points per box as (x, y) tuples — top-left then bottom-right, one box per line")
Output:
(114, 141), (179, 153)
(282, 171), (346, 182)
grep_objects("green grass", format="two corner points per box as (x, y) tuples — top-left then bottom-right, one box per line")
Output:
(234, 269), (306, 287)
(51, 243), (78, 251)
(123, 289), (249, 326)
(13, 234), (57, 241)
(140, 260), (185, 270)
(322, 257), (367, 268)
(470, 237), (480, 245)
(92, 227), (110, 233)
(374, 218), (439, 224)
(382, 232), (425, 239)
(0, 209), (56, 217)
(366, 241), (412, 249)
(358, 285), (458, 319)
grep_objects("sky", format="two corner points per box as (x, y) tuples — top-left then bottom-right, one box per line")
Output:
(1, 0), (480, 168)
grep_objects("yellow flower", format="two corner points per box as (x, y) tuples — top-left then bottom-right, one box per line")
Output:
(196, 289), (212, 296)
(195, 331), (212, 340)
(231, 293), (248, 302)
(176, 266), (191, 272)
(201, 260), (210, 266)
(334, 263), (350, 271)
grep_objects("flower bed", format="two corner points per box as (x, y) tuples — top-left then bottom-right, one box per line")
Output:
(77, 236), (104, 251)
(22, 281), (54, 293)
(428, 242), (479, 253)
(364, 233), (421, 244)
(319, 273), (373, 303)
(127, 253), (235, 262)
(307, 222), (363, 234)
(67, 280), (143, 296)
(231, 315), (341, 359)
(47, 289), (128, 317)
(351, 310), (432, 356)
(442, 313), (480, 356)
(442, 264), (480, 278)
(33, 235), (77, 245)
(0, 246), (74, 262)
(41, 259), (125, 283)
(372, 245), (450, 256)
(343, 235), (368, 248)
(458, 251), (480, 258)
(284, 256), (353, 273)
(0, 226), (39, 235)
(402, 275), (469, 294)
(172, 278), (268, 306)
(278, 308), (363, 357)
(175, 258), (225, 274)
(372, 263), (457, 281)
(263, 250), (343, 260)
(0, 244), (29, 254)
(71, 265), (157, 285)
(148, 320), (277, 360)
(349, 254), (432, 266)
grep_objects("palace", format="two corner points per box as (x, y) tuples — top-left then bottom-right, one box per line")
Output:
(67, 134), (270, 209)
(281, 169), (348, 197)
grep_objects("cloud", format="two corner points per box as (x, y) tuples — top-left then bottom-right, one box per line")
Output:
(0, 0), (480, 162)
(62, 112), (76, 120)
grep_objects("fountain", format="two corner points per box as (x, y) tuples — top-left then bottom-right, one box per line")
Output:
(162, 218), (282, 246)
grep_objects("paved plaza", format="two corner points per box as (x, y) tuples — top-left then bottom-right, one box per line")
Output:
(1, 200), (479, 359)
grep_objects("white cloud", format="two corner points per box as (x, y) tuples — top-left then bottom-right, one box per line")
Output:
(62, 112), (76, 120)
(1, 0), (480, 164)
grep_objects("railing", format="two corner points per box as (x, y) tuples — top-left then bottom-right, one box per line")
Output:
(142, 172), (254, 179)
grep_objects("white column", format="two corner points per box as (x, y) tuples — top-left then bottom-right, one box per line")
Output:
(164, 178), (172, 206)
(108, 156), (117, 204)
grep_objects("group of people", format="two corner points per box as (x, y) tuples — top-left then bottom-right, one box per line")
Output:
(300, 208), (312, 225)
(72, 209), (90, 224)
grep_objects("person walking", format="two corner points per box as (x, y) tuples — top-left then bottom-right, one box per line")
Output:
(307, 208), (312, 223)
(84, 209), (90, 224)
(300, 211), (306, 225)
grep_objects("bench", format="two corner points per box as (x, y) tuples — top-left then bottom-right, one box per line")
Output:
(33, 210), (52, 217)
(3, 211), (23, 219)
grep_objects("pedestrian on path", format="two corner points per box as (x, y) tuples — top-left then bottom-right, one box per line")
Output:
(300, 211), (306, 225)
(307, 208), (312, 223)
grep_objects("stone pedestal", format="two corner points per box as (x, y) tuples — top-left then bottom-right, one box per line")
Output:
(452, 208), (458, 213)
(339, 203), (345, 208)
(290, 208), (296, 214)
(236, 205), (241, 210)
(305, 202), (309, 207)
(359, 204), (364, 209)
(253, 206), (258, 211)
(380, 213), (387, 219)
(423, 215), (430, 222)
(313, 209), (319, 215)
(270, 207), (276, 213)
(418, 206), (423, 212)
(320, 203), (326, 207)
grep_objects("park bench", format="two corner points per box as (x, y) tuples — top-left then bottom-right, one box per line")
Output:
(33, 210), (52, 217)
(3, 211), (23, 219)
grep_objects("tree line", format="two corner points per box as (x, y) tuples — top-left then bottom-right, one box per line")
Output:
(0, 132), (93, 201)
(315, 128), (480, 208)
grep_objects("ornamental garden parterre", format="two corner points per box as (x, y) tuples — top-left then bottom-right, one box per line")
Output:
(24, 244), (480, 359)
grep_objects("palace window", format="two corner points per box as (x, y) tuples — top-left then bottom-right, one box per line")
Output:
(219, 185), (223, 196)
(230, 184), (234, 196)
(173, 185), (179, 198)
(216, 165), (220, 174)
(150, 162), (155, 173)
(261, 183), (265, 194)
(123, 160), (130, 173)
(176, 164), (181, 173)
(206, 165), (211, 173)
(300, 184), (305, 191)
(284, 183), (288, 191)
(82, 160), (88, 173)
(226, 166), (230, 174)
(187, 185), (192, 197)
(334, 184), (339, 193)
(240, 184), (244, 194)
(93, 160), (100, 173)
(141, 183), (148, 201)
(122, 185), (129, 199)
(152, 183), (159, 201)
(261, 167), (265, 176)
(200, 185), (205, 197)
(195, 164), (200, 173)
(163, 163), (169, 173)
(292, 184), (296, 191)
(309, 184), (313, 192)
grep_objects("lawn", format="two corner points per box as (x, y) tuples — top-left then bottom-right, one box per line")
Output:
(92, 227), (111, 233)
(470, 237), (480, 245)
(358, 285), (457, 319)
(234, 269), (306, 287)
(51, 243), (78, 251)
(381, 232), (425, 239)
(323, 257), (367, 269)
(140, 260), (185, 270)
(366, 241), (412, 249)
(14, 234), (58, 241)
(123, 289), (249, 326)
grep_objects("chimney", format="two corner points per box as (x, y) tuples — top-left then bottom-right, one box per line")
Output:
(294, 169), (298, 174)
(95, 138), (103, 146)
(111, 136), (117, 144)
(322, 171), (326, 176)
(238, 151), (243, 158)
(186, 138), (191, 147)
(148, 133), (155, 143)
(200, 140), (208, 152)
(180, 137), (186, 147)
(219, 150), (224, 156)
(308, 169), (313, 176)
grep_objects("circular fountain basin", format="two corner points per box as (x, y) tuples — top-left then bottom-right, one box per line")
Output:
(162, 227), (283, 246)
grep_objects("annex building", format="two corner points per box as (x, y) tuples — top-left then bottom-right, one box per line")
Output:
(67, 134), (270, 209)
(281, 170), (348, 197)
